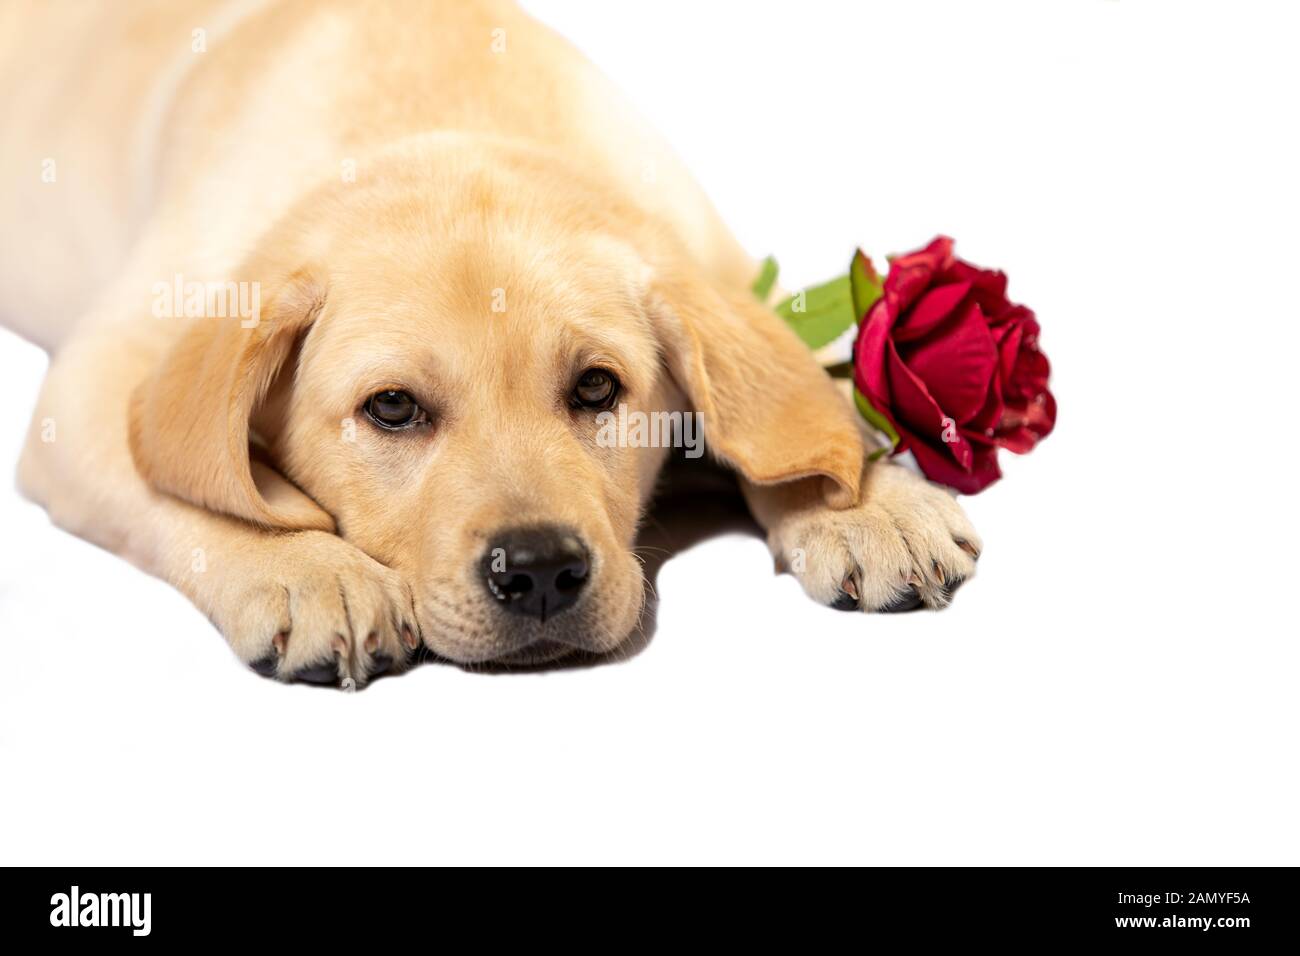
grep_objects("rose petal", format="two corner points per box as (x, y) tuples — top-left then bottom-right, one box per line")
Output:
(993, 424), (1036, 454)
(890, 236), (953, 273)
(853, 298), (898, 420)
(886, 341), (973, 471)
(1028, 389), (1057, 441)
(893, 281), (972, 344)
(1008, 342), (1051, 401)
(966, 366), (1004, 440)
(887, 266), (935, 315)
(947, 258), (1011, 319)
(993, 318), (1024, 385)
(997, 389), (1056, 452)
(910, 432), (1003, 494)
(898, 300), (999, 425)
(885, 237), (953, 312)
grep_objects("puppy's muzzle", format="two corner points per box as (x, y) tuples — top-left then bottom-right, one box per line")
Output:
(483, 525), (590, 621)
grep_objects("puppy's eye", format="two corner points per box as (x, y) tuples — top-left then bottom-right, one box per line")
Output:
(571, 368), (620, 409)
(365, 389), (425, 430)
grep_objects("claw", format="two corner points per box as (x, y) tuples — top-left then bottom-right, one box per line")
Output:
(831, 569), (861, 611)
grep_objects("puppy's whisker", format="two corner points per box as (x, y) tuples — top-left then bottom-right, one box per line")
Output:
(631, 544), (671, 558)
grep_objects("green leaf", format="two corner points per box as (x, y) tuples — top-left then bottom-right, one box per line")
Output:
(751, 255), (779, 301)
(853, 387), (900, 450)
(774, 274), (856, 350)
(849, 249), (883, 322)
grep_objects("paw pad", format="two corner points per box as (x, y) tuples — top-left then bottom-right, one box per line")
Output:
(877, 585), (923, 614)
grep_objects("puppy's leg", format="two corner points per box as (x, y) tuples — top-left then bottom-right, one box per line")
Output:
(741, 459), (982, 613)
(16, 328), (418, 686)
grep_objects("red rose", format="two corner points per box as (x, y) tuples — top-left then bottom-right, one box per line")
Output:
(852, 236), (1055, 494)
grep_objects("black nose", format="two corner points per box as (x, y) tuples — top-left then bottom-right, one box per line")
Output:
(483, 526), (590, 621)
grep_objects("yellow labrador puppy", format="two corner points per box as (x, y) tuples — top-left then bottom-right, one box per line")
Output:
(0, 0), (980, 685)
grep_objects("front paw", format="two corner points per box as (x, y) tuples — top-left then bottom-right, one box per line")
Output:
(770, 464), (982, 613)
(201, 532), (420, 687)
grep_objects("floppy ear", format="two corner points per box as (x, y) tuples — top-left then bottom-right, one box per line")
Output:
(128, 270), (336, 531)
(649, 264), (865, 508)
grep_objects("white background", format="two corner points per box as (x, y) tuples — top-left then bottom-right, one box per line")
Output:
(1, 0), (1297, 865)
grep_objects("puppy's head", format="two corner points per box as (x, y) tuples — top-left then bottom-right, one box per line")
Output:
(130, 138), (862, 664)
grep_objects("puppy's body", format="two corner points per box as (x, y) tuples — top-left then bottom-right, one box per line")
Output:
(1, 0), (980, 682)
